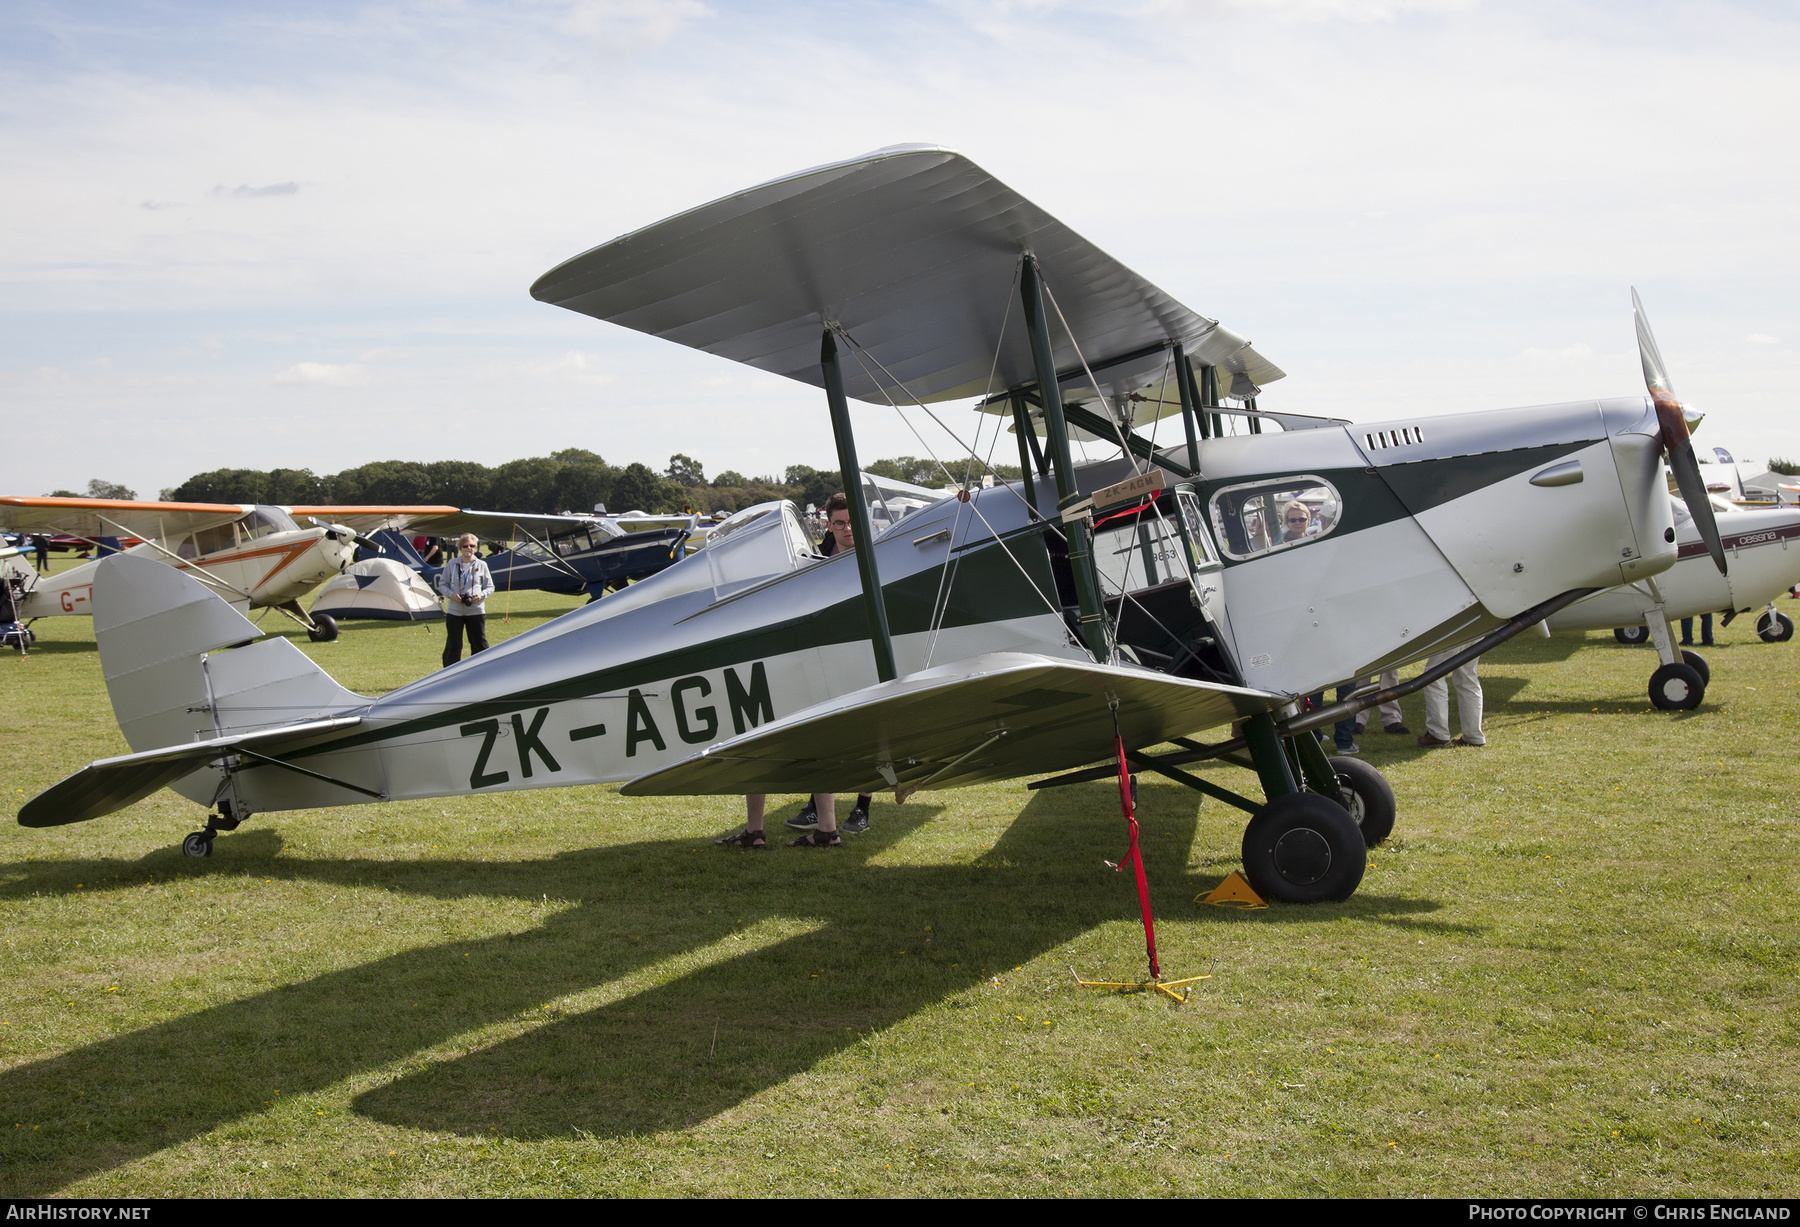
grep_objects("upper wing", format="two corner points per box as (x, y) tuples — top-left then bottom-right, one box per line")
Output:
(531, 145), (1284, 407)
(0, 497), (250, 540)
(620, 651), (1282, 797)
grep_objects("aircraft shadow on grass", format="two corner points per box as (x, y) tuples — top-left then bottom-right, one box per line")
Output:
(0, 787), (1440, 1192)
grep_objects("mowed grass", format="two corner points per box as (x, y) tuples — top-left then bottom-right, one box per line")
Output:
(1, 555), (1797, 1197)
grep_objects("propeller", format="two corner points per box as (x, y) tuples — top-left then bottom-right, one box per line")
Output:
(1633, 287), (1727, 575)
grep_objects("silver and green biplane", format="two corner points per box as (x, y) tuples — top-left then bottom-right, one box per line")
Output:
(19, 145), (1720, 907)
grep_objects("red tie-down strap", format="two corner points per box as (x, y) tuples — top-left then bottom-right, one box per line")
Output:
(1113, 729), (1160, 981)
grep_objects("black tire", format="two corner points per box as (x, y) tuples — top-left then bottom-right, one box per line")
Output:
(307, 613), (339, 643)
(1614, 626), (1650, 646)
(1326, 756), (1396, 847)
(1241, 793), (1366, 904)
(181, 832), (213, 858)
(1758, 611), (1794, 643)
(1648, 661), (1704, 710)
(1680, 650), (1710, 686)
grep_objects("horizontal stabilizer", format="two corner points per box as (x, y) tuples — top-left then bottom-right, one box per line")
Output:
(18, 716), (363, 827)
(621, 652), (1278, 797)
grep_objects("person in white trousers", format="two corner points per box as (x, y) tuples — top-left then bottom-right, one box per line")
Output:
(1352, 669), (1409, 735)
(1420, 653), (1485, 747)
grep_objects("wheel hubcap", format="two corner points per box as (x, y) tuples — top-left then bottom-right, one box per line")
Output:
(1272, 827), (1332, 884)
(1661, 678), (1690, 703)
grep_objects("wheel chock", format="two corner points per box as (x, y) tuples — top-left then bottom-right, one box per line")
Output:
(1198, 870), (1267, 910)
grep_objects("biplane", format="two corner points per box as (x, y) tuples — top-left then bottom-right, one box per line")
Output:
(0, 498), (362, 641)
(19, 146), (1711, 910)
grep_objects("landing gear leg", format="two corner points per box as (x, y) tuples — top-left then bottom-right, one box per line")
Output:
(1644, 607), (1706, 708)
(181, 800), (244, 858)
(1236, 712), (1366, 903)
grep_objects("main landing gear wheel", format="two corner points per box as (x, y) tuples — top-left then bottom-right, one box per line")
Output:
(1758, 610), (1795, 643)
(1648, 661), (1704, 710)
(307, 613), (339, 643)
(1326, 756), (1396, 847)
(1614, 626), (1650, 646)
(181, 832), (214, 858)
(1680, 649), (1710, 687)
(1241, 793), (1367, 904)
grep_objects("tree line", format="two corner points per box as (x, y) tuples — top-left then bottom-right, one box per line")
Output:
(153, 450), (1022, 517)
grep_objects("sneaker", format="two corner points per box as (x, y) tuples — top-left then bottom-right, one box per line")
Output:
(1333, 743), (1361, 756)
(1417, 733), (1453, 748)
(1383, 723), (1411, 734)
(784, 800), (819, 830)
(841, 804), (870, 835)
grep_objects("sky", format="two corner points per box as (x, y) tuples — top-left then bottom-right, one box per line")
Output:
(3, 0), (1797, 500)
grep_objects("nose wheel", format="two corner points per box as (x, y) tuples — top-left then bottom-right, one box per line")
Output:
(181, 831), (213, 858)
(1648, 660), (1705, 710)
(1758, 610), (1794, 643)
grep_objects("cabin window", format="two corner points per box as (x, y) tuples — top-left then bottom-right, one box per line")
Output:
(1208, 476), (1344, 561)
(193, 524), (236, 556)
(1175, 490), (1219, 571)
(175, 535), (199, 560)
(552, 530), (591, 557)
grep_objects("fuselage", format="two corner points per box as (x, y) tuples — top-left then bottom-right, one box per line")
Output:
(152, 396), (1678, 818)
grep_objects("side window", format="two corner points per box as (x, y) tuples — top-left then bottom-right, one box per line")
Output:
(193, 524), (236, 555)
(1209, 477), (1343, 561)
(1175, 491), (1219, 570)
(175, 534), (199, 560)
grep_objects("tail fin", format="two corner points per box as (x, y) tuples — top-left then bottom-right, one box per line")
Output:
(94, 554), (363, 753)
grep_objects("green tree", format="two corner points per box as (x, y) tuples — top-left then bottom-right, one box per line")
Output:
(612, 462), (684, 514)
(556, 459), (617, 515)
(783, 464), (840, 511)
(712, 469), (746, 488)
(47, 489), (80, 498)
(424, 460), (492, 508)
(330, 460), (433, 505)
(265, 468), (327, 504)
(86, 479), (137, 500)
(1769, 457), (1800, 476)
(667, 453), (705, 486)
(488, 457), (563, 514)
(165, 469), (270, 503)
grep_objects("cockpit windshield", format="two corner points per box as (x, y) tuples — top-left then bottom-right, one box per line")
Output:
(239, 507), (299, 539)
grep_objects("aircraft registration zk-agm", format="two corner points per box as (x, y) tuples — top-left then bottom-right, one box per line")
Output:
(19, 145), (1720, 909)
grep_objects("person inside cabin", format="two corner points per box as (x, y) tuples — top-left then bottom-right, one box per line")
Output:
(1277, 500), (1313, 544)
(800, 491), (872, 835)
(436, 533), (495, 668)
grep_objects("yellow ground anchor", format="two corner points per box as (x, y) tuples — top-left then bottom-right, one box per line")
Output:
(1069, 966), (1211, 1005)
(1198, 869), (1268, 910)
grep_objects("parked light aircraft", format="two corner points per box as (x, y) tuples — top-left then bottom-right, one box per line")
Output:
(0, 498), (363, 640)
(18, 147), (1711, 910)
(1546, 493), (1800, 707)
(291, 506), (691, 601)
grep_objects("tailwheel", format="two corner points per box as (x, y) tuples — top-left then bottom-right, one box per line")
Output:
(307, 613), (339, 643)
(1758, 610), (1794, 643)
(1614, 626), (1650, 646)
(1326, 756), (1396, 847)
(1241, 793), (1366, 904)
(1648, 660), (1704, 710)
(181, 832), (214, 858)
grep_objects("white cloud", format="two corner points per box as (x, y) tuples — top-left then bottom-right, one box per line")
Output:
(1520, 343), (1595, 362)
(274, 362), (368, 386)
(214, 181), (299, 198)
(1745, 333), (1779, 345)
(554, 0), (710, 54)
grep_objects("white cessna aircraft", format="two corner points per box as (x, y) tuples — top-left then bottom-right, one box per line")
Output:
(19, 147), (1701, 914)
(0, 497), (361, 641)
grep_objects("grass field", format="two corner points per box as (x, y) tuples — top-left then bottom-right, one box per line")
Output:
(2, 557), (1797, 1197)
